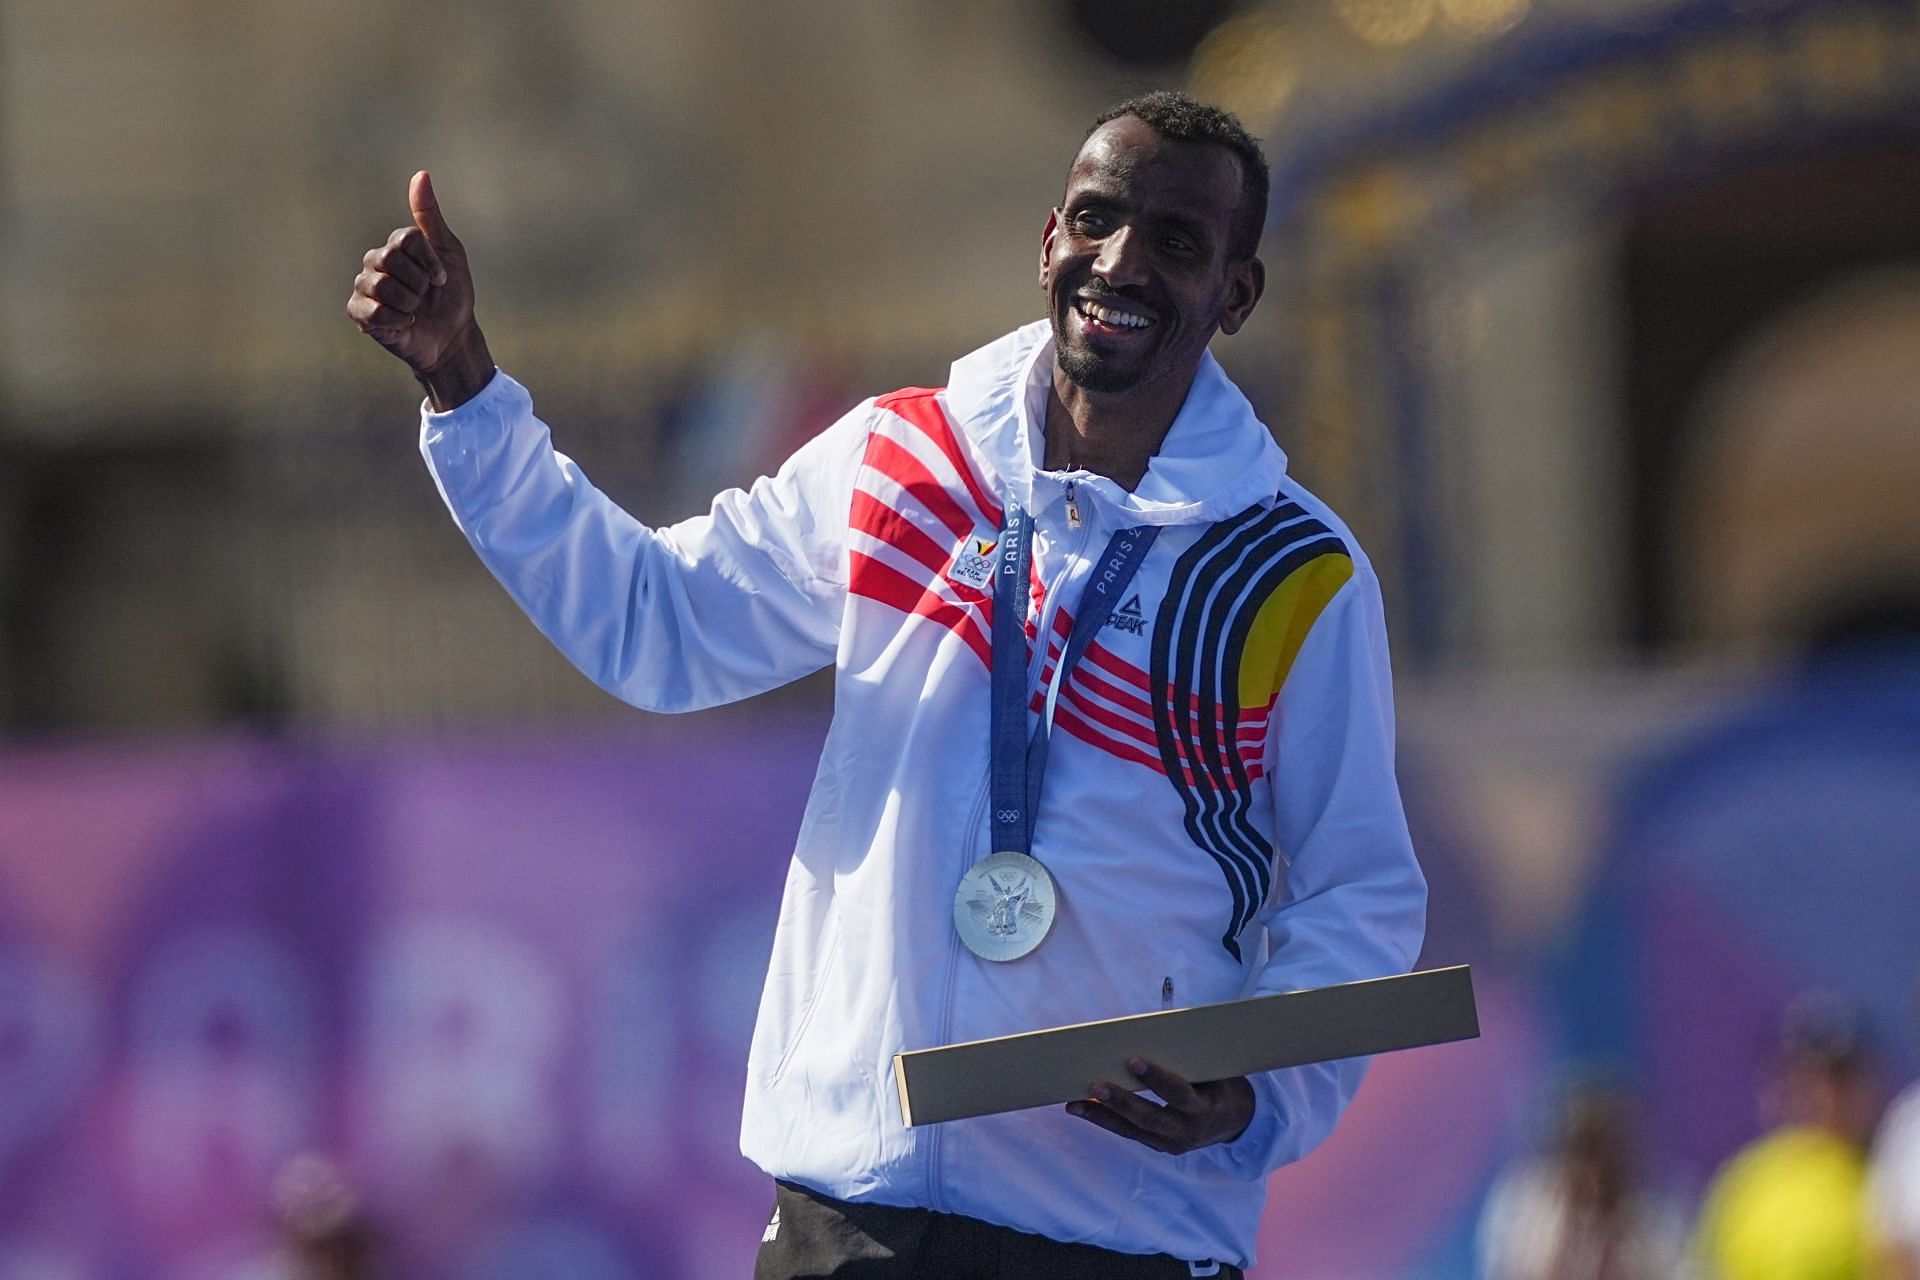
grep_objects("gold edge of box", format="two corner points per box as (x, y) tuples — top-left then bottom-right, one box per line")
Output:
(892, 1054), (915, 1127)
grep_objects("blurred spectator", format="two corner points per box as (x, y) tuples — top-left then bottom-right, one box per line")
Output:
(270, 1154), (381, 1280)
(1476, 1079), (1690, 1280)
(1693, 997), (1883, 1280)
(1868, 982), (1920, 1280)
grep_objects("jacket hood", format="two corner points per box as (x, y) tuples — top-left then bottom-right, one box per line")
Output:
(943, 320), (1288, 528)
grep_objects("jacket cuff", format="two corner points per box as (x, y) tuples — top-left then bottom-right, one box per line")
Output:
(1202, 1070), (1288, 1179)
(419, 366), (515, 477)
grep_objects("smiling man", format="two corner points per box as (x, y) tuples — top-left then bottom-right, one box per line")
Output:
(1042, 110), (1264, 478)
(349, 91), (1425, 1279)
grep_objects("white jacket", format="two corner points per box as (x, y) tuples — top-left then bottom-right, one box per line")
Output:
(421, 320), (1426, 1268)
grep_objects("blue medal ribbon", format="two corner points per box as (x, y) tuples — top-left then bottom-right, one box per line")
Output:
(989, 502), (1158, 857)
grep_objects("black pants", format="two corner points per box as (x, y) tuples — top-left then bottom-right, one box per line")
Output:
(753, 1180), (1243, 1280)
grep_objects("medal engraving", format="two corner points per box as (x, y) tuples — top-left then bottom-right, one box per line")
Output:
(955, 851), (1057, 961)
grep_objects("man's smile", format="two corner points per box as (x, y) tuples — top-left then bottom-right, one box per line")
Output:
(1073, 294), (1158, 334)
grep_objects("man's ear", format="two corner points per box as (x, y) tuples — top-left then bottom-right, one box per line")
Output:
(1038, 209), (1061, 291)
(1217, 256), (1266, 337)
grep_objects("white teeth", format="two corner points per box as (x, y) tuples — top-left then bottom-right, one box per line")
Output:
(1080, 301), (1152, 330)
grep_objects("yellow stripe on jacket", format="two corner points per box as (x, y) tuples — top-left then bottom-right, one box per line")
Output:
(1237, 553), (1354, 711)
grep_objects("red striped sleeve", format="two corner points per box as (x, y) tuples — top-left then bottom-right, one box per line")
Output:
(862, 436), (978, 542)
(874, 389), (1001, 529)
(848, 551), (992, 667)
(849, 490), (952, 577)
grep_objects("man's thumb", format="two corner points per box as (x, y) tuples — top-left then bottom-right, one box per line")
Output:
(409, 170), (459, 258)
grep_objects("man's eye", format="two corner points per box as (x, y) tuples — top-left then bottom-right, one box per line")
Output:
(1072, 211), (1110, 233)
(1160, 235), (1195, 256)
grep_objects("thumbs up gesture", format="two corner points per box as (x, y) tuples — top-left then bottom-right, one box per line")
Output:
(348, 171), (494, 410)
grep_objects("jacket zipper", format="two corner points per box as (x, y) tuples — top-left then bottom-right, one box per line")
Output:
(1033, 511), (1095, 712)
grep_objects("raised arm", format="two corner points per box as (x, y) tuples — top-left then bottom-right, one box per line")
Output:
(347, 170), (495, 411)
(349, 175), (861, 712)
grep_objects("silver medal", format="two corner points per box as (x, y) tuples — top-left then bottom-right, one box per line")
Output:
(954, 850), (1057, 961)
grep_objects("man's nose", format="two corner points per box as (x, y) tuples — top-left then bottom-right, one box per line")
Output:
(1091, 225), (1149, 289)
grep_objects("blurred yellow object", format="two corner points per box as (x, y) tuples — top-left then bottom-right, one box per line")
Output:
(1335, 0), (1436, 47)
(1694, 1127), (1873, 1280)
(1189, 13), (1301, 126)
(1322, 163), (1427, 251)
(1437, 0), (1529, 37)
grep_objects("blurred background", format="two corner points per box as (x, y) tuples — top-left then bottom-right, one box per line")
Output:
(2, 0), (1919, 1275)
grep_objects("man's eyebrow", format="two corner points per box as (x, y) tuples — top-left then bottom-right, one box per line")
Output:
(1062, 188), (1222, 249)
(1153, 209), (1211, 241)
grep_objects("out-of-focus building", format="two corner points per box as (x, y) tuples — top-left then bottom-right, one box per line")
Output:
(5, 0), (1917, 731)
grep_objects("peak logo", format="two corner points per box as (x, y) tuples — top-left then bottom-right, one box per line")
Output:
(1106, 593), (1147, 636)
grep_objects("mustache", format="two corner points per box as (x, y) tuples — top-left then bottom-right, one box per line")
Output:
(1077, 278), (1149, 303)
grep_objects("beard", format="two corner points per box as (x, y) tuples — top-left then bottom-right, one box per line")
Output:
(1050, 304), (1175, 395)
(1055, 338), (1150, 393)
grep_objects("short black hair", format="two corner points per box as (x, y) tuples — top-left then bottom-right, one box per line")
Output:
(1776, 994), (1874, 1076)
(1085, 90), (1270, 262)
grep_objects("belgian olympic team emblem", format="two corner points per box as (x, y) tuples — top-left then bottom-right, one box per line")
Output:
(947, 535), (998, 592)
(953, 850), (1056, 961)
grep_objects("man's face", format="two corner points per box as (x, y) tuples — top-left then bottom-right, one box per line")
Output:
(1040, 115), (1263, 396)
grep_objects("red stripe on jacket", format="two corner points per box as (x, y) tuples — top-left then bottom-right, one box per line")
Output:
(849, 490), (953, 577)
(874, 389), (1002, 529)
(848, 551), (992, 667)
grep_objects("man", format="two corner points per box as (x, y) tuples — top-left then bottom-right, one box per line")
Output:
(1475, 1080), (1690, 1280)
(348, 91), (1426, 1278)
(1694, 998), (1883, 1280)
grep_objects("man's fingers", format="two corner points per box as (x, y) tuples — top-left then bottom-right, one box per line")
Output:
(345, 292), (414, 333)
(1086, 1081), (1181, 1141)
(371, 240), (431, 293)
(408, 169), (459, 273)
(385, 225), (445, 291)
(1067, 1100), (1175, 1153)
(355, 269), (422, 314)
(1063, 1068), (1254, 1157)
(1128, 1058), (1201, 1111)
